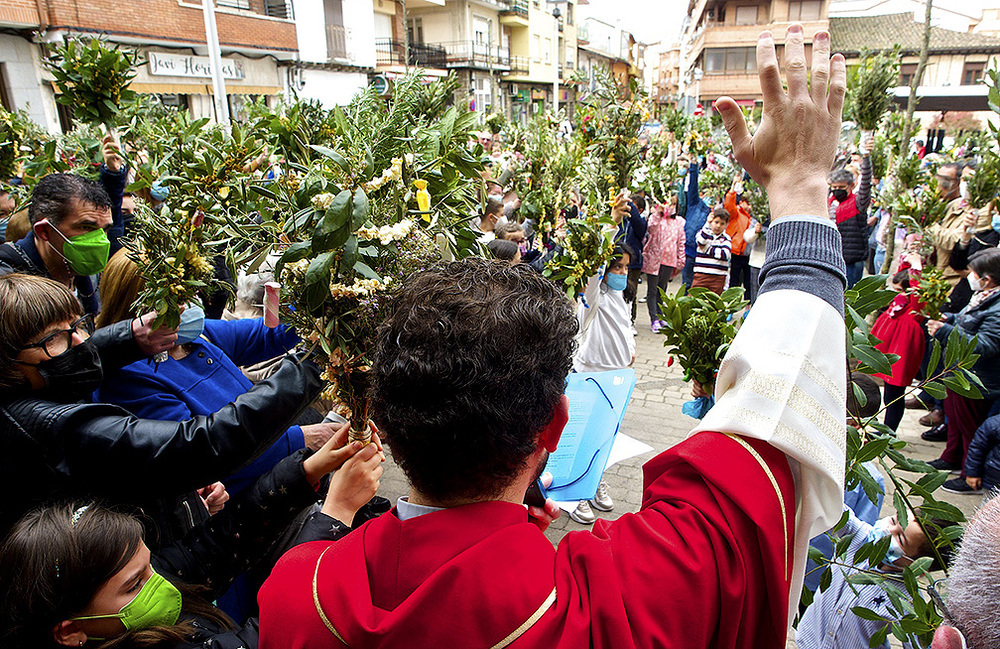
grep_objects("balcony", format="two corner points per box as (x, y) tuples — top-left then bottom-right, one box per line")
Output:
(576, 24), (589, 44)
(326, 24), (351, 61)
(431, 41), (511, 70)
(375, 39), (448, 68)
(264, 0), (293, 19)
(500, 0), (529, 27)
(503, 56), (530, 75)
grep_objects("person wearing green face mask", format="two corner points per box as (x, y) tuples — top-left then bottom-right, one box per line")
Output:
(0, 423), (390, 649)
(0, 173), (178, 358)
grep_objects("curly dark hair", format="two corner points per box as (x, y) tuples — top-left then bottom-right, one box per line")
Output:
(28, 173), (111, 226)
(371, 258), (578, 503)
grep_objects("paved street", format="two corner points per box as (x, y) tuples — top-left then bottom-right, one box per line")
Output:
(375, 275), (982, 546)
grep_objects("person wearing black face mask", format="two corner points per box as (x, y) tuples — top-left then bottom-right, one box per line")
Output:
(827, 139), (873, 289)
(0, 273), (326, 542)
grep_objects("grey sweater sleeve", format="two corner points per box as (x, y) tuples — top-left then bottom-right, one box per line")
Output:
(758, 217), (847, 315)
(855, 155), (872, 217)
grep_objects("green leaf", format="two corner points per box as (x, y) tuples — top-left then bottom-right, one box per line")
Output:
(353, 260), (381, 281)
(922, 381), (947, 400)
(339, 235), (359, 274)
(304, 251), (334, 311)
(275, 241), (312, 275)
(855, 437), (891, 463)
(851, 606), (889, 622)
(351, 188), (369, 230)
(313, 190), (352, 250)
(853, 344), (894, 375)
(310, 144), (352, 175)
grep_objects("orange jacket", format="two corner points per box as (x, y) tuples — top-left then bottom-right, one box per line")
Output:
(725, 190), (752, 257)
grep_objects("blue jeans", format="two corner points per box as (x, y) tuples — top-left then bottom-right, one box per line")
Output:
(846, 260), (864, 289)
(682, 254), (696, 288)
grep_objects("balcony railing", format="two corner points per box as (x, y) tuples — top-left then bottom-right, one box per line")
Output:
(499, 0), (529, 17)
(431, 41), (511, 70)
(504, 56), (529, 75)
(326, 24), (351, 61)
(264, 0), (293, 19)
(375, 39), (448, 68)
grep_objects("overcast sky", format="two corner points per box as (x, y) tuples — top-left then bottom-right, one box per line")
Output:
(582, 0), (689, 45)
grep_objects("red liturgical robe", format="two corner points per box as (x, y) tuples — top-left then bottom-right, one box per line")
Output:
(258, 431), (794, 649)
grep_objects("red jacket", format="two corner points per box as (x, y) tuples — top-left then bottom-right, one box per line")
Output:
(258, 432), (794, 649)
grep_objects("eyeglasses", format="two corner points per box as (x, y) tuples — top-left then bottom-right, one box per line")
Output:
(928, 578), (976, 648)
(20, 314), (94, 359)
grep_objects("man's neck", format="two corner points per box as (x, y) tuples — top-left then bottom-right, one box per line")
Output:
(408, 481), (528, 509)
(35, 235), (74, 287)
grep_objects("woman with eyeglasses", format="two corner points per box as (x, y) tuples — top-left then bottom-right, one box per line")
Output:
(0, 272), (325, 539)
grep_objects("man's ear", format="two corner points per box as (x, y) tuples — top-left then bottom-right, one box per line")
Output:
(52, 620), (87, 647)
(32, 219), (50, 242)
(538, 394), (569, 453)
(930, 625), (967, 649)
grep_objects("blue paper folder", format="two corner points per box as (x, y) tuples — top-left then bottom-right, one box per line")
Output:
(543, 369), (637, 502)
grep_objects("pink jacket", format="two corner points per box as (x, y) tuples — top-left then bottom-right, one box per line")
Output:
(642, 212), (686, 275)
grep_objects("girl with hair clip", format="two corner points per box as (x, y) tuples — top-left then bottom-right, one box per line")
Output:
(0, 423), (385, 649)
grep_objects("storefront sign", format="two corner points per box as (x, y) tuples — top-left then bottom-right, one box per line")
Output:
(148, 52), (245, 80)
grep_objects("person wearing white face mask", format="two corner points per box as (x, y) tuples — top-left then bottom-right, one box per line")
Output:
(926, 249), (1000, 494)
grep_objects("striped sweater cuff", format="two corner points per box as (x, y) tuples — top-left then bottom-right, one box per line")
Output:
(758, 217), (847, 315)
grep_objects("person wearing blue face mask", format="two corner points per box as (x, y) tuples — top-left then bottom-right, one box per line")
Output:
(94, 250), (340, 500)
(796, 505), (957, 649)
(569, 202), (636, 525)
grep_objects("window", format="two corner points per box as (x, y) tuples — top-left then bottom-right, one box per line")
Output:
(704, 47), (756, 74)
(532, 34), (541, 62)
(787, 0), (821, 21)
(963, 62), (985, 85)
(544, 37), (551, 63)
(217, 0), (250, 8)
(900, 63), (917, 86)
(735, 5), (758, 25)
(408, 18), (424, 45)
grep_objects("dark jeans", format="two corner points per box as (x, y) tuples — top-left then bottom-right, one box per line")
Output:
(942, 390), (992, 475)
(883, 383), (907, 433)
(846, 260), (865, 289)
(682, 254), (696, 287)
(729, 254), (751, 299)
(749, 266), (762, 304)
(627, 268), (642, 322)
(646, 266), (674, 322)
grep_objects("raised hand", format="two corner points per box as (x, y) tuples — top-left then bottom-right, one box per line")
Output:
(715, 25), (846, 221)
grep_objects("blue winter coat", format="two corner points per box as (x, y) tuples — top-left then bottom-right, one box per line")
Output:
(683, 162), (712, 259)
(935, 289), (1000, 400)
(96, 318), (304, 494)
(966, 414), (1000, 489)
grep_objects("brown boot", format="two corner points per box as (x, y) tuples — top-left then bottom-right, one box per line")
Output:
(905, 395), (930, 410)
(919, 408), (944, 427)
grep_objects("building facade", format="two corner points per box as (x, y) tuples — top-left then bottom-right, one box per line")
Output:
(288, 0), (376, 108)
(2, 0), (298, 131)
(680, 0), (830, 110)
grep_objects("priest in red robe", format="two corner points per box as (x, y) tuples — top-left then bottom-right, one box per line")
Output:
(258, 25), (849, 649)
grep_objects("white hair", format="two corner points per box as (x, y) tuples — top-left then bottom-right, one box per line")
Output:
(946, 496), (1000, 649)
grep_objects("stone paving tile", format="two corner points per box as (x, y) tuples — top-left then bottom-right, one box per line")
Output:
(372, 275), (982, 550)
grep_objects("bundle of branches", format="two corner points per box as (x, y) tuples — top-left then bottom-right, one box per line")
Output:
(657, 287), (746, 389)
(964, 150), (1000, 211)
(575, 66), (648, 214)
(849, 47), (901, 133)
(0, 108), (22, 180)
(542, 205), (617, 298)
(916, 266), (952, 320)
(44, 37), (140, 131)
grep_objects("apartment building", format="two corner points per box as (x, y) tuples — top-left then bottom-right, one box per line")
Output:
(830, 12), (1000, 127)
(651, 43), (682, 109)
(1, 0), (298, 131)
(681, 0), (830, 109)
(289, 0), (377, 107)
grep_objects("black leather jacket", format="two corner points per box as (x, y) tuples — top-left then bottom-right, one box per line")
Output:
(0, 353), (323, 536)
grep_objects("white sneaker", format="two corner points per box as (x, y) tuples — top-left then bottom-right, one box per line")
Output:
(569, 499), (597, 524)
(590, 481), (615, 512)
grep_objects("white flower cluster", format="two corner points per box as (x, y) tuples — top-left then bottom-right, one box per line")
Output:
(311, 193), (336, 210)
(363, 157), (404, 193)
(356, 219), (413, 245)
(329, 277), (388, 299)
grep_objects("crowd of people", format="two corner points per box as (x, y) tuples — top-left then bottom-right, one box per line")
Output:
(0, 24), (999, 649)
